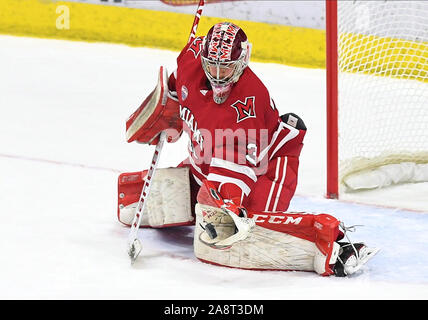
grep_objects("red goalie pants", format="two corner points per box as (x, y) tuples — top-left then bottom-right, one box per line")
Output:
(180, 155), (300, 213)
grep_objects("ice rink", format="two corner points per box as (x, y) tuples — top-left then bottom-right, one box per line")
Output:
(1, 35), (427, 299)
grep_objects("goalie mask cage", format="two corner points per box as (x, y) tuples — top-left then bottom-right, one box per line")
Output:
(326, 0), (428, 199)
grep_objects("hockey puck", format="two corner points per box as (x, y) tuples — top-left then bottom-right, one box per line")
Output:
(205, 223), (217, 239)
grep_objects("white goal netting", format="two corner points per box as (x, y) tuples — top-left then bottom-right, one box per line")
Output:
(337, 0), (428, 191)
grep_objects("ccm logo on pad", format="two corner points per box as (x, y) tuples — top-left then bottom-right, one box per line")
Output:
(252, 214), (302, 225)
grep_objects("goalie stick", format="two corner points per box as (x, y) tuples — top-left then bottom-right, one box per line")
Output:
(188, 0), (205, 44)
(127, 131), (167, 263)
(127, 0), (205, 264)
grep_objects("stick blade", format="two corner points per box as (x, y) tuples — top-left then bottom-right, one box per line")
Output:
(128, 239), (142, 265)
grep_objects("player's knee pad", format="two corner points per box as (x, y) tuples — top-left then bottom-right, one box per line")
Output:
(117, 167), (194, 228)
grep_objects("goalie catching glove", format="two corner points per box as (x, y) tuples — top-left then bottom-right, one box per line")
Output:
(126, 66), (182, 145)
(196, 180), (255, 249)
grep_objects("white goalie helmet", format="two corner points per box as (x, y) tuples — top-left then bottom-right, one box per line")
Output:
(201, 22), (252, 104)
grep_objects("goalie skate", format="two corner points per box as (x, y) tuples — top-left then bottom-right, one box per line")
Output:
(334, 242), (380, 277)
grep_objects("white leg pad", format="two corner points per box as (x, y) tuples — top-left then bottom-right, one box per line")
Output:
(194, 204), (320, 272)
(119, 167), (193, 228)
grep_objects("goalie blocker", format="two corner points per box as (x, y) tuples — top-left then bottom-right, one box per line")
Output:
(126, 66), (182, 145)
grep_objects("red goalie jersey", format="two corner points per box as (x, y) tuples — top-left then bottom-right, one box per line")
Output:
(169, 34), (306, 212)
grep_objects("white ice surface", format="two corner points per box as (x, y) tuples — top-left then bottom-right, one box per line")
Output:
(0, 35), (427, 299)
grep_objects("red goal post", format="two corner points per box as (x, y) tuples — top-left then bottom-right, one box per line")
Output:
(326, 0), (338, 199)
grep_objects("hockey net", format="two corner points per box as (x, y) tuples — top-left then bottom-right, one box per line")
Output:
(328, 0), (428, 193)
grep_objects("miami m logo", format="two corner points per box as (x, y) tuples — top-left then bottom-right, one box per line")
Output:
(188, 37), (203, 58)
(231, 96), (256, 123)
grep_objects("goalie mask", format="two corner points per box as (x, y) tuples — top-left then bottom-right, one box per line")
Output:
(201, 22), (251, 104)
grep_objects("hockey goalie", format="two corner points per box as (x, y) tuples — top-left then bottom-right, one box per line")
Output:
(118, 22), (378, 276)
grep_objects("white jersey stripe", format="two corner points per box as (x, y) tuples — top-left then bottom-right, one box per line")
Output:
(258, 122), (285, 163)
(269, 123), (299, 161)
(207, 173), (251, 196)
(210, 158), (257, 182)
(264, 157), (281, 212)
(258, 122), (300, 164)
(272, 157), (288, 212)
